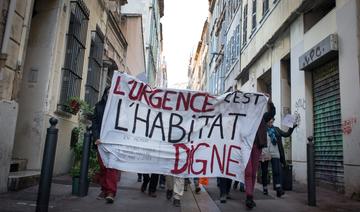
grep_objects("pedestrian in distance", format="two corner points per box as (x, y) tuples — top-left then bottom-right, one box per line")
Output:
(93, 87), (120, 204)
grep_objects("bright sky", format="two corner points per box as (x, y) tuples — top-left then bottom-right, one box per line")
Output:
(162, 0), (208, 89)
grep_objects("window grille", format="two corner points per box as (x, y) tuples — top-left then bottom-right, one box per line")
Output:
(59, 0), (89, 107)
(85, 27), (105, 107)
(242, 4), (248, 45)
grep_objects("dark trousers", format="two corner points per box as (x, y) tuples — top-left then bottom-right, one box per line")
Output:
(261, 158), (281, 188)
(218, 178), (232, 196)
(142, 174), (159, 193)
(159, 175), (165, 185)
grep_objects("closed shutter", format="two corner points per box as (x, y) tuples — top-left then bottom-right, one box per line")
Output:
(312, 60), (344, 190)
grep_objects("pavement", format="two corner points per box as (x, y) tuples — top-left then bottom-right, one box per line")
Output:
(0, 172), (360, 212)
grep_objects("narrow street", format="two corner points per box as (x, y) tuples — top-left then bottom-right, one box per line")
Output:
(1, 172), (360, 212)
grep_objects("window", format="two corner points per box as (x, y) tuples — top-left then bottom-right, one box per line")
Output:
(85, 27), (104, 107)
(242, 4), (248, 45)
(59, 0), (89, 107)
(240, 69), (249, 85)
(235, 25), (240, 56)
(252, 0), (257, 30)
(262, 0), (269, 16)
(303, 0), (335, 33)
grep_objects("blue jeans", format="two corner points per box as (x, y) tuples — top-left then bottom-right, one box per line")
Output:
(261, 158), (282, 188)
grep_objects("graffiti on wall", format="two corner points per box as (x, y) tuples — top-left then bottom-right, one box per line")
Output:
(295, 98), (306, 110)
(342, 117), (357, 135)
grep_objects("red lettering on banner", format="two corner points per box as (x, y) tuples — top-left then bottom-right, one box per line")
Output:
(176, 92), (191, 111)
(210, 144), (225, 173)
(113, 76), (125, 95)
(191, 143), (210, 175)
(162, 90), (177, 110)
(225, 145), (241, 177)
(190, 93), (206, 112)
(171, 144), (190, 174)
(171, 143), (241, 177)
(149, 89), (163, 109)
(202, 95), (215, 112)
(120, 77), (216, 113)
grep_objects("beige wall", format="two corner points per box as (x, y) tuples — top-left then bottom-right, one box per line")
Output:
(122, 15), (146, 77)
(13, 0), (109, 174)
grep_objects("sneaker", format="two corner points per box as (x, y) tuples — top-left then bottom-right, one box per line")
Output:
(233, 182), (238, 190)
(149, 191), (157, 198)
(166, 189), (173, 200)
(105, 193), (115, 204)
(276, 188), (284, 197)
(220, 195), (227, 203)
(239, 184), (245, 192)
(96, 191), (105, 200)
(245, 196), (255, 209)
(195, 187), (201, 194)
(141, 183), (147, 193)
(263, 188), (268, 195)
(173, 199), (181, 207)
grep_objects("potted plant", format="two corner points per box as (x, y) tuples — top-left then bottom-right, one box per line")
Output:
(64, 96), (83, 115)
(70, 123), (99, 196)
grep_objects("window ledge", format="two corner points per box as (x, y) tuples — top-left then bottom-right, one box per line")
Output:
(55, 105), (76, 118)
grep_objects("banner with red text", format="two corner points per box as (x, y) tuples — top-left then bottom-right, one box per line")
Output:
(98, 72), (268, 181)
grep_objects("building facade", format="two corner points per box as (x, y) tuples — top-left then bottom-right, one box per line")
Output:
(188, 21), (209, 91)
(0, 0), (156, 192)
(206, 0), (360, 197)
(121, 0), (164, 86)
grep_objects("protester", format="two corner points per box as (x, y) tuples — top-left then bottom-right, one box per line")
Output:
(137, 173), (143, 182)
(244, 97), (273, 209)
(218, 178), (232, 203)
(93, 87), (120, 204)
(166, 176), (184, 207)
(194, 178), (201, 194)
(141, 174), (159, 197)
(159, 175), (166, 189)
(260, 108), (297, 197)
(232, 181), (245, 192)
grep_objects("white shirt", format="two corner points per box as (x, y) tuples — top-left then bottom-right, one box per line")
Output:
(261, 134), (280, 161)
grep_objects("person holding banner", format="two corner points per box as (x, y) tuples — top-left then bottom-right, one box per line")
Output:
(260, 108), (297, 198)
(166, 176), (184, 207)
(244, 99), (273, 209)
(141, 173), (159, 197)
(93, 87), (120, 204)
(218, 177), (232, 203)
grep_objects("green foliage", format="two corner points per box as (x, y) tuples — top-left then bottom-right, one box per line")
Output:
(69, 124), (99, 179)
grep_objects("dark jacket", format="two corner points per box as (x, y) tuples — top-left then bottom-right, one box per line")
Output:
(92, 88), (109, 144)
(274, 126), (295, 165)
(255, 102), (276, 149)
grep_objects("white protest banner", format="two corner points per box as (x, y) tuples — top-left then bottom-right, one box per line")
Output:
(98, 72), (268, 181)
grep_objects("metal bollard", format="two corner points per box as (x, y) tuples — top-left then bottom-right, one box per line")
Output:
(36, 118), (59, 212)
(78, 126), (92, 197)
(307, 136), (316, 206)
